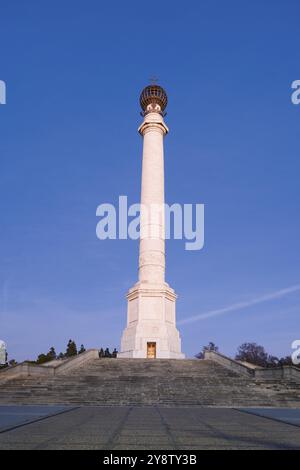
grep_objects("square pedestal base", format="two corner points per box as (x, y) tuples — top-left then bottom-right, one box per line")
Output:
(118, 283), (185, 359)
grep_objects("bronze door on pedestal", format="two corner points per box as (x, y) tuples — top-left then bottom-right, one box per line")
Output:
(147, 342), (156, 358)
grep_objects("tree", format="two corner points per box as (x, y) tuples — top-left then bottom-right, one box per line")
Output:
(78, 344), (86, 354)
(36, 347), (57, 364)
(36, 353), (49, 364)
(9, 359), (17, 366)
(47, 347), (57, 361)
(235, 343), (269, 367)
(66, 339), (77, 357)
(195, 342), (219, 359)
(267, 355), (280, 368)
(278, 355), (293, 367)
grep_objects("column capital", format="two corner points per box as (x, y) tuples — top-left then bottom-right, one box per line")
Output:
(138, 113), (169, 136)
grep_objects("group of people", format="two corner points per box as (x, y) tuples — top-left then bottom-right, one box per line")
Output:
(98, 347), (118, 358)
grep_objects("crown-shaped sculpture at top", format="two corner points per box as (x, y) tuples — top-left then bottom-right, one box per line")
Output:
(139, 80), (168, 117)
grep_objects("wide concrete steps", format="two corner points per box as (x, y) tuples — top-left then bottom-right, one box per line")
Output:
(0, 359), (299, 407)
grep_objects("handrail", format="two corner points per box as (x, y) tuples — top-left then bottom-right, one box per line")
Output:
(204, 350), (300, 382)
(0, 349), (99, 382)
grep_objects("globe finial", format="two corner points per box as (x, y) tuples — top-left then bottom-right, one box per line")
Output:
(140, 83), (168, 116)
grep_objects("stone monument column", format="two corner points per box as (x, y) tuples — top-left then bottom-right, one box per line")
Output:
(118, 84), (184, 359)
(138, 111), (167, 286)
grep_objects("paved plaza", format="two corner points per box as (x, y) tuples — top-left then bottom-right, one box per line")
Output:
(0, 406), (299, 450)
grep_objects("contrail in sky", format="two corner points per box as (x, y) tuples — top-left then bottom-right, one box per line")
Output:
(178, 284), (300, 325)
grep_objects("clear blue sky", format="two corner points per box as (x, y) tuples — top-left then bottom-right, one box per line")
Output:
(0, 1), (299, 361)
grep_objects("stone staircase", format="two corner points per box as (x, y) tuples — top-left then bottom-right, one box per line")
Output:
(0, 358), (299, 407)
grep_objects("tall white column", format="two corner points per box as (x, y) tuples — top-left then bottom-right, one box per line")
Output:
(118, 84), (184, 359)
(138, 113), (168, 286)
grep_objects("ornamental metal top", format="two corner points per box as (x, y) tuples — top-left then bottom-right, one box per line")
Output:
(139, 84), (168, 116)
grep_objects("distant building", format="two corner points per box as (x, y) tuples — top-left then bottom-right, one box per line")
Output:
(0, 340), (7, 365)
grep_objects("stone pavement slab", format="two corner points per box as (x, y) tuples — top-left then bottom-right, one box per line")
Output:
(0, 406), (300, 450)
(239, 408), (300, 427)
(0, 405), (73, 432)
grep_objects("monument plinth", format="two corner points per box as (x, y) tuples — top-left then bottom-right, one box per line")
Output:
(118, 85), (184, 359)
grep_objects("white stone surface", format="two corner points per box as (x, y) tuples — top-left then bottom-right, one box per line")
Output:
(0, 341), (6, 365)
(118, 109), (184, 359)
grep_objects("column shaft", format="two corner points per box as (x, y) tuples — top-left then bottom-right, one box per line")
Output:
(138, 115), (168, 285)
